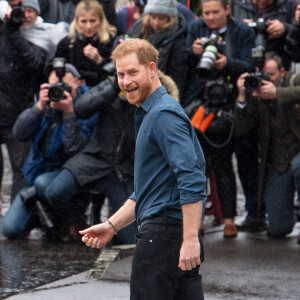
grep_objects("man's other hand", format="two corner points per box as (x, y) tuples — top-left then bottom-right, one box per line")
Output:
(252, 80), (277, 99)
(178, 237), (201, 271)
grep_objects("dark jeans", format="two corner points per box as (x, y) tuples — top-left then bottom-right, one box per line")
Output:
(0, 128), (30, 201)
(130, 219), (204, 300)
(264, 152), (300, 236)
(44, 169), (137, 244)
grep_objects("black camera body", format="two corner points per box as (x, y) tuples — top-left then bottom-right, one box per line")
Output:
(244, 71), (270, 93)
(10, 3), (25, 25)
(196, 32), (226, 76)
(245, 18), (270, 92)
(48, 58), (72, 102)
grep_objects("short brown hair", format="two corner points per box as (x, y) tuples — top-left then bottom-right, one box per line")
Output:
(111, 38), (159, 66)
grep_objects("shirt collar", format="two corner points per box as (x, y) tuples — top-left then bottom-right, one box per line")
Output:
(140, 85), (167, 113)
(218, 26), (227, 35)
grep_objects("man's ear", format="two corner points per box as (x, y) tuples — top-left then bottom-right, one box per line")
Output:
(148, 62), (157, 77)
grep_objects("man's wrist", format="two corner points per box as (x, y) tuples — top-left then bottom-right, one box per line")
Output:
(106, 219), (118, 235)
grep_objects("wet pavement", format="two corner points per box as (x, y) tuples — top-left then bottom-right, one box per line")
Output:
(0, 238), (99, 299)
(1, 144), (300, 300)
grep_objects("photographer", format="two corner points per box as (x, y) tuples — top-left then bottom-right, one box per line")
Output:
(1, 62), (98, 240)
(231, 0), (298, 70)
(0, 0), (47, 201)
(236, 52), (300, 242)
(185, 0), (258, 237)
(285, 2), (300, 63)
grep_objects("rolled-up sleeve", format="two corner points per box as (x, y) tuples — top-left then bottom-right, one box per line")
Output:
(153, 110), (207, 205)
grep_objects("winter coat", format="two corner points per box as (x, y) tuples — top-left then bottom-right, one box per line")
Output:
(13, 85), (98, 185)
(38, 0), (116, 26)
(285, 22), (300, 63)
(55, 34), (115, 87)
(0, 21), (47, 129)
(63, 79), (136, 192)
(127, 14), (189, 101)
(230, 0), (298, 69)
(234, 71), (300, 201)
(184, 18), (255, 108)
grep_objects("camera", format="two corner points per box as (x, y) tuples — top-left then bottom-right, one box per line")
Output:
(10, 3), (25, 25)
(244, 71), (270, 92)
(196, 32), (226, 76)
(247, 18), (269, 64)
(244, 18), (270, 92)
(48, 58), (72, 102)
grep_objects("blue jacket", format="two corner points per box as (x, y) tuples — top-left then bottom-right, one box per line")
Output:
(13, 84), (98, 185)
(184, 18), (255, 107)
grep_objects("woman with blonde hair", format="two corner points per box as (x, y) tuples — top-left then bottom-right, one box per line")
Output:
(55, 0), (117, 87)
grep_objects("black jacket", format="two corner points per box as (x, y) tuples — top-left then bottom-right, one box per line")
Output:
(0, 21), (47, 129)
(55, 34), (114, 87)
(63, 79), (136, 192)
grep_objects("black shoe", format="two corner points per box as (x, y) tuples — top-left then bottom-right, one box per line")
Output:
(236, 218), (267, 232)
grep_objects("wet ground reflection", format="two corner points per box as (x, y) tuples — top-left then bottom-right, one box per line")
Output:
(0, 238), (99, 299)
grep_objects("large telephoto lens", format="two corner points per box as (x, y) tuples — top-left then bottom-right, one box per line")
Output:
(196, 45), (218, 76)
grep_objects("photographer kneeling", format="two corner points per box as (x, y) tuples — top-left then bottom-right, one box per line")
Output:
(236, 52), (300, 242)
(1, 61), (97, 240)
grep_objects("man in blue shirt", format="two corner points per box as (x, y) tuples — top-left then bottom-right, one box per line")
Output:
(79, 38), (207, 299)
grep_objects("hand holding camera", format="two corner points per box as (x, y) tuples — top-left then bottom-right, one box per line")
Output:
(252, 80), (276, 99)
(266, 19), (284, 39)
(36, 83), (74, 113)
(192, 39), (204, 56)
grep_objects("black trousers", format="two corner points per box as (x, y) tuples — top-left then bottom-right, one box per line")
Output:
(130, 217), (204, 300)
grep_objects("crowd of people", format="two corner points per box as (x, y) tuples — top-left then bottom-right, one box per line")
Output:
(0, 0), (300, 247)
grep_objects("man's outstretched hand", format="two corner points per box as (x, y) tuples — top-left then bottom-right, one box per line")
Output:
(79, 222), (115, 249)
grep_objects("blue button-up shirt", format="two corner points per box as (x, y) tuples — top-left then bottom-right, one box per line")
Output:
(129, 86), (207, 224)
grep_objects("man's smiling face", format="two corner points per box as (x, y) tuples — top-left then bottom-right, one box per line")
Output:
(116, 52), (154, 107)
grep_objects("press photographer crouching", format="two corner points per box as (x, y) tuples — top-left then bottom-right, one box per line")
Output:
(185, 0), (262, 237)
(1, 59), (98, 241)
(235, 52), (300, 243)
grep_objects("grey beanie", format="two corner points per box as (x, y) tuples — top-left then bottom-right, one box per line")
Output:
(65, 63), (81, 79)
(23, 0), (41, 14)
(144, 0), (177, 17)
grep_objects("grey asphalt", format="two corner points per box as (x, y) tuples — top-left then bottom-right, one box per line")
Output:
(5, 221), (300, 300)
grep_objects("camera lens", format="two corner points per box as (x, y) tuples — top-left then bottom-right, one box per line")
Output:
(244, 76), (260, 92)
(48, 86), (64, 102)
(196, 45), (218, 76)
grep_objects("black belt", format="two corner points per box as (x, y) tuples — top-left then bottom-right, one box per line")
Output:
(139, 215), (182, 229)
